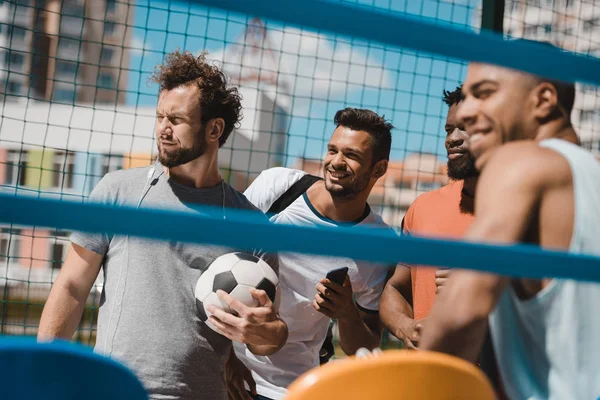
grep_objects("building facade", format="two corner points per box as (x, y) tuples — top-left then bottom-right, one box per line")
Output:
(0, 0), (134, 104)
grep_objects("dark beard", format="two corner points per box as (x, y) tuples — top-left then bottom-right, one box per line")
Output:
(324, 168), (372, 200)
(447, 156), (478, 180)
(158, 134), (207, 168)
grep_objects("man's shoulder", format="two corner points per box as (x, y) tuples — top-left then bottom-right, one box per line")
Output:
(493, 140), (565, 162)
(89, 166), (150, 200)
(484, 142), (571, 188)
(244, 167), (311, 211)
(102, 166), (151, 187)
(254, 167), (308, 187)
(363, 207), (392, 229)
(409, 181), (459, 211)
(225, 184), (262, 213)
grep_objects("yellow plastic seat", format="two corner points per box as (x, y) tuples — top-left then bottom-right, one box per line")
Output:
(285, 350), (497, 400)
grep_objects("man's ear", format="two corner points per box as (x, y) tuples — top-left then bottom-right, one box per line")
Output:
(205, 118), (225, 145)
(372, 159), (388, 178)
(532, 82), (560, 121)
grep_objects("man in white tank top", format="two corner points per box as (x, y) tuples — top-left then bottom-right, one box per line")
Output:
(420, 42), (600, 399)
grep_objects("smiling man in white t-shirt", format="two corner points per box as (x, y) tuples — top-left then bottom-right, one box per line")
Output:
(229, 108), (395, 400)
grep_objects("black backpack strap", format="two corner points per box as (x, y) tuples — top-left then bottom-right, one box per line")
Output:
(319, 322), (335, 365)
(267, 174), (322, 215)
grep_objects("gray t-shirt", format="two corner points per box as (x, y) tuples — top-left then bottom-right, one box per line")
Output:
(70, 164), (278, 400)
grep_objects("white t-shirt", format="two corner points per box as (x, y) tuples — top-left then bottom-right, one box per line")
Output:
(234, 167), (391, 399)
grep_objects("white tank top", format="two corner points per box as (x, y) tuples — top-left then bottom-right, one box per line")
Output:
(489, 139), (600, 400)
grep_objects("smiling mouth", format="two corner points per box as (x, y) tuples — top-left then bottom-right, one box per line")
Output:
(448, 152), (466, 160)
(328, 170), (349, 179)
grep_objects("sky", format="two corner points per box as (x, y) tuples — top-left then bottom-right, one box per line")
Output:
(125, 0), (482, 165)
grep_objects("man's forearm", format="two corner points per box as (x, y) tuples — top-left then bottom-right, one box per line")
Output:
(419, 307), (488, 363)
(419, 271), (505, 363)
(379, 283), (414, 338)
(247, 319), (288, 356)
(38, 282), (88, 341)
(338, 307), (379, 355)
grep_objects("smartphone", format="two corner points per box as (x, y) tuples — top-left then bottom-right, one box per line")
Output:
(326, 267), (349, 285)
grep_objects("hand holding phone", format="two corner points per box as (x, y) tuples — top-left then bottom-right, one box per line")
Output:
(314, 267), (353, 319)
(326, 266), (349, 285)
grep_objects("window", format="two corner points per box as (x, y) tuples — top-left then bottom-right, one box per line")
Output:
(49, 230), (70, 269)
(0, 228), (21, 263)
(98, 72), (114, 89)
(51, 151), (75, 189)
(564, 26), (574, 36)
(102, 154), (123, 176)
(106, 0), (117, 14)
(11, 25), (27, 40)
(416, 181), (441, 191)
(4, 25), (28, 42)
(580, 84), (598, 94)
(15, 5), (30, 17)
(580, 110), (600, 124)
(52, 87), (76, 103)
(583, 20), (593, 31)
(61, 0), (84, 18)
(104, 21), (116, 36)
(56, 60), (78, 77)
(10, 52), (25, 66)
(583, 19), (599, 32)
(397, 181), (413, 190)
(5, 150), (27, 186)
(524, 25), (538, 38)
(58, 37), (81, 54)
(6, 51), (25, 68)
(101, 47), (114, 65)
(544, 24), (552, 34)
(60, 16), (84, 35)
(6, 81), (22, 95)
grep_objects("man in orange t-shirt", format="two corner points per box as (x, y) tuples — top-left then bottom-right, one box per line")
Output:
(401, 179), (474, 320)
(380, 86), (503, 395)
(380, 85), (477, 344)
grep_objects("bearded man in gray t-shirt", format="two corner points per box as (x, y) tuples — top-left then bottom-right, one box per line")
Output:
(38, 50), (288, 400)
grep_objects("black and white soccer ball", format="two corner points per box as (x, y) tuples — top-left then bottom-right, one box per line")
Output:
(195, 252), (279, 333)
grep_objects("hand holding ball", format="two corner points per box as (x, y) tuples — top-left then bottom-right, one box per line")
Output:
(195, 252), (279, 333)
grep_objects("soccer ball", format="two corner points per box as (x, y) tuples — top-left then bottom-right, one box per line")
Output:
(195, 252), (279, 332)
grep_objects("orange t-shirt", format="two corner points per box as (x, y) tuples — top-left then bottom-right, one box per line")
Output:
(402, 180), (474, 320)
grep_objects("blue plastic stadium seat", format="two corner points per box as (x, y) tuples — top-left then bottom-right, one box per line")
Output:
(0, 337), (147, 400)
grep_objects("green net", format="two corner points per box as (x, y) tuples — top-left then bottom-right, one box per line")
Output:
(0, 0), (598, 352)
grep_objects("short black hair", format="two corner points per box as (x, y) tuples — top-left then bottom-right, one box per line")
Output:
(512, 39), (576, 117)
(443, 85), (464, 107)
(333, 108), (393, 163)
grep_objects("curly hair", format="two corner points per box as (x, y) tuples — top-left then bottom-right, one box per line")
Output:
(442, 85), (464, 107)
(150, 50), (242, 147)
